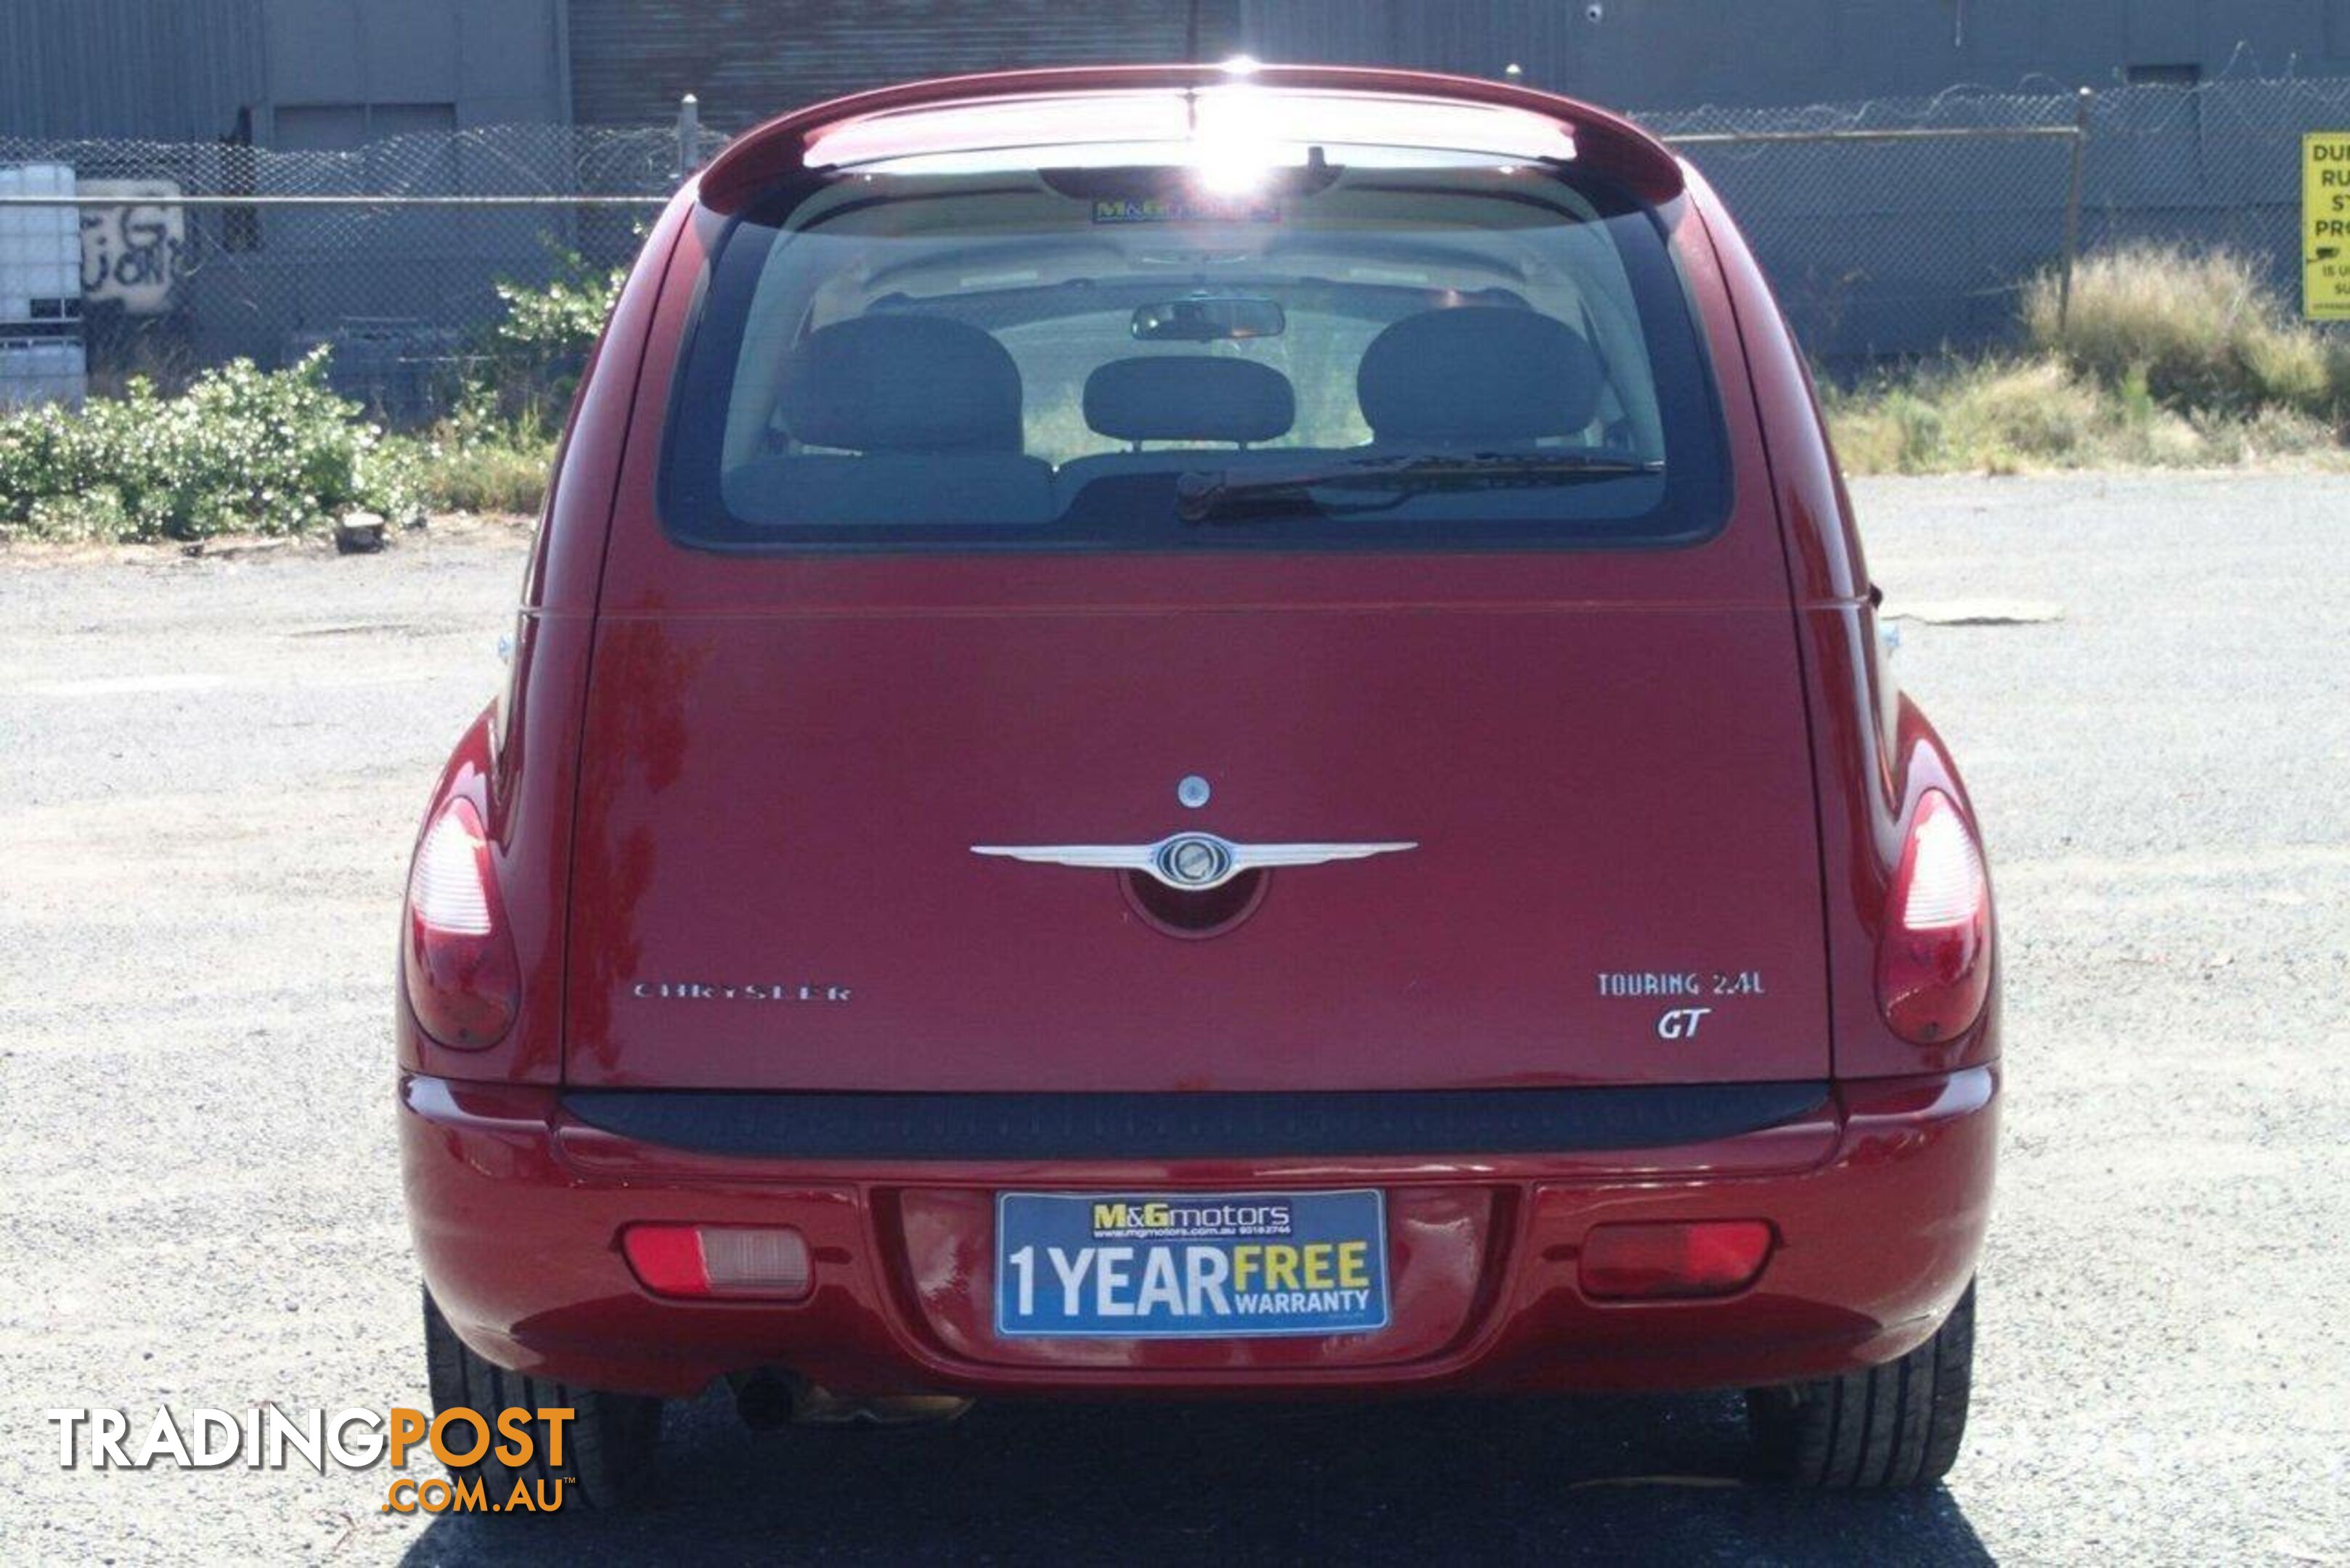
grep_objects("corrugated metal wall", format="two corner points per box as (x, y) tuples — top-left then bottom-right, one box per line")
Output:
(0, 0), (261, 142)
(1240, 0), (2350, 108)
(1, 1), (565, 145)
(13, 1), (2350, 142)
(255, 0), (568, 136)
(1238, 1), (1575, 82)
(566, 0), (1241, 127)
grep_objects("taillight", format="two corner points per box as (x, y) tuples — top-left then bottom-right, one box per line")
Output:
(621, 1225), (813, 1301)
(402, 797), (519, 1048)
(1580, 1220), (1773, 1301)
(1875, 788), (1992, 1045)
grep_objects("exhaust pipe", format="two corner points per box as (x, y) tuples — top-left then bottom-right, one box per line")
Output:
(732, 1371), (799, 1431)
(732, 1371), (971, 1429)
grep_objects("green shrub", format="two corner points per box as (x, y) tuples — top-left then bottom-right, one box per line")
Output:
(0, 350), (414, 542)
(470, 248), (627, 430)
(23, 488), (132, 541)
(378, 250), (624, 518)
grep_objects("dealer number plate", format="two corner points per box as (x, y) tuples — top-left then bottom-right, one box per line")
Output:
(994, 1189), (1390, 1339)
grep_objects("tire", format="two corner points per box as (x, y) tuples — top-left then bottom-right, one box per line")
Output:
(420, 1287), (663, 1510)
(1745, 1280), (1975, 1490)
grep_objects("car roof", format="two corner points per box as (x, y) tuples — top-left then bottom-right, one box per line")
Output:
(695, 62), (1686, 213)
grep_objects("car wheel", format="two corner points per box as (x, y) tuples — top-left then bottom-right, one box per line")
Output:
(1745, 1279), (1974, 1490)
(421, 1286), (663, 1510)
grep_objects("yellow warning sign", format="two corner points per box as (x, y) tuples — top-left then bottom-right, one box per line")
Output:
(2304, 133), (2350, 318)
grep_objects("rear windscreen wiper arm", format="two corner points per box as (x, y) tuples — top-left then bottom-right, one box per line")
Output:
(1176, 452), (1665, 524)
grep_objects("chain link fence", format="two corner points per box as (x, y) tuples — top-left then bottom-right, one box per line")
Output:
(4, 75), (2349, 417)
(1652, 74), (2350, 362)
(0, 123), (717, 417)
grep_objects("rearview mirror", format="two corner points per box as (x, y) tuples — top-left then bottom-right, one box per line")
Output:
(1131, 294), (1286, 343)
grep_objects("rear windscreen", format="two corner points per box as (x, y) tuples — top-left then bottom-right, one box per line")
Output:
(661, 152), (1729, 552)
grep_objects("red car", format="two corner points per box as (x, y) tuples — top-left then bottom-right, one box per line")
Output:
(400, 62), (1996, 1504)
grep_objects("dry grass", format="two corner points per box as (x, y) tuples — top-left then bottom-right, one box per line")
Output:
(1826, 356), (2346, 475)
(2025, 243), (2350, 417)
(1832, 244), (2350, 475)
(409, 434), (555, 516)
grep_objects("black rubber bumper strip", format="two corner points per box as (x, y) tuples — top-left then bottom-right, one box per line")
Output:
(558, 1082), (1832, 1161)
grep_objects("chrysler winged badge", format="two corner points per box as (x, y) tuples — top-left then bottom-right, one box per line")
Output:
(971, 832), (1416, 891)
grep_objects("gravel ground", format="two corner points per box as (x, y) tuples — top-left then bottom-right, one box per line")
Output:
(0, 474), (2344, 1565)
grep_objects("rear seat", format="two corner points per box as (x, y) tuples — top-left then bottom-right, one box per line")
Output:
(1355, 305), (1606, 448)
(1054, 356), (1310, 509)
(726, 314), (1055, 526)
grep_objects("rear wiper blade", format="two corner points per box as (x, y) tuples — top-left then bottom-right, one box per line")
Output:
(1176, 452), (1664, 523)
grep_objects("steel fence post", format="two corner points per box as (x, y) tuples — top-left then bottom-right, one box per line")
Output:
(677, 94), (702, 180)
(2060, 86), (2094, 335)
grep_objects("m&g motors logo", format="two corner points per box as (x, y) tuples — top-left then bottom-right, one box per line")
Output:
(1090, 1199), (1294, 1239)
(48, 1404), (578, 1515)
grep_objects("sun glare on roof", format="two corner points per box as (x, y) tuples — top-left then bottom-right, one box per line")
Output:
(1189, 84), (1281, 193)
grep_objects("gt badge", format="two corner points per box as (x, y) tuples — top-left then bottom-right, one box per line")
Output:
(1655, 1006), (1713, 1040)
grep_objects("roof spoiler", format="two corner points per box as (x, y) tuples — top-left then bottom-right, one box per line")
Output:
(696, 62), (1686, 214)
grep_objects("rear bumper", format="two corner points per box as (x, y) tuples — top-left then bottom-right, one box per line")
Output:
(401, 1068), (1996, 1400)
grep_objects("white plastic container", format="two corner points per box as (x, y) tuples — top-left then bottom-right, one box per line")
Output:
(0, 338), (89, 409)
(0, 163), (86, 407)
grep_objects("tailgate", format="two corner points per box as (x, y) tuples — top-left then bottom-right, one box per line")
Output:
(561, 597), (1828, 1091)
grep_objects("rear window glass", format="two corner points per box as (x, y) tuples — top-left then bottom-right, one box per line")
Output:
(661, 151), (1729, 552)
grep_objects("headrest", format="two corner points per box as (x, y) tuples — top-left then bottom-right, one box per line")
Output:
(1083, 356), (1297, 445)
(778, 315), (1023, 453)
(1356, 307), (1604, 443)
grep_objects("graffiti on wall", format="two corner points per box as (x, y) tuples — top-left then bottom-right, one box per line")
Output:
(79, 181), (186, 314)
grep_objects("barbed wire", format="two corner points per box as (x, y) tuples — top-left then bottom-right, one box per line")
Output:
(1646, 75), (2340, 359)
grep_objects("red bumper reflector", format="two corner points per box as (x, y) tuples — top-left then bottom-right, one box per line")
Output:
(1578, 1220), (1773, 1301)
(621, 1225), (813, 1301)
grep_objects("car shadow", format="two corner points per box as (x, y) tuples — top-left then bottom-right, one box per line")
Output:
(402, 1388), (1992, 1564)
